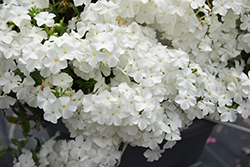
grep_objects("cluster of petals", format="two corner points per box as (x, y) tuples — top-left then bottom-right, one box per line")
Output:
(0, 0), (250, 165)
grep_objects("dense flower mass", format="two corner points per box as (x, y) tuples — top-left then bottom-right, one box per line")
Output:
(0, 0), (250, 166)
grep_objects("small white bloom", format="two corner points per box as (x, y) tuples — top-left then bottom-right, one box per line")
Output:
(57, 96), (77, 119)
(13, 150), (35, 167)
(52, 73), (73, 90)
(143, 146), (164, 162)
(175, 90), (196, 110)
(0, 94), (16, 109)
(34, 12), (56, 27)
(10, 6), (31, 26)
(237, 100), (250, 119)
(37, 86), (57, 109)
(218, 106), (237, 122)
(73, 0), (91, 7)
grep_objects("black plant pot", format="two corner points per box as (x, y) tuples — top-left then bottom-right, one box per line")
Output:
(119, 119), (216, 167)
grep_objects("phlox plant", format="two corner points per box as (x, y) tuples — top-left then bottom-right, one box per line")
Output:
(0, 0), (250, 166)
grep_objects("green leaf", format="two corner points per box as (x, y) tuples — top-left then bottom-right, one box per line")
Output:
(11, 139), (26, 148)
(72, 5), (80, 15)
(11, 139), (26, 154)
(30, 149), (39, 166)
(0, 146), (9, 160)
(30, 70), (44, 86)
(34, 137), (41, 152)
(22, 120), (30, 133)
(5, 116), (18, 124)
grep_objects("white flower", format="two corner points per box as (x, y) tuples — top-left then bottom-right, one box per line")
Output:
(169, 49), (189, 69)
(212, 0), (228, 16)
(52, 73), (73, 90)
(227, 82), (245, 104)
(218, 94), (232, 107)
(99, 147), (121, 166)
(84, 149), (102, 166)
(143, 146), (164, 162)
(14, 151), (35, 167)
(0, 40), (20, 59)
(218, 106), (237, 122)
(57, 96), (77, 119)
(98, 0), (121, 21)
(80, 4), (99, 22)
(163, 140), (177, 149)
(197, 100), (215, 115)
(175, 90), (196, 110)
(37, 86), (57, 109)
(22, 41), (44, 60)
(90, 106), (108, 125)
(0, 9), (12, 29)
(185, 106), (204, 120)
(224, 0), (242, 14)
(176, 68), (196, 90)
(106, 106), (123, 126)
(0, 94), (16, 109)
(188, 0), (205, 9)
(69, 135), (92, 157)
(240, 71), (250, 87)
(10, 6), (31, 26)
(165, 110), (182, 131)
(47, 152), (64, 167)
(85, 44), (105, 68)
(34, 11), (56, 27)
(0, 28), (17, 44)
(91, 32), (114, 52)
(165, 129), (181, 141)
(44, 49), (67, 74)
(155, 3), (172, 24)
(237, 100), (250, 119)
(131, 111), (152, 130)
(12, 76), (35, 100)
(199, 35), (212, 51)
(169, 0), (189, 17)
(142, 132), (163, 149)
(240, 14), (250, 31)
(20, 0), (49, 9)
(43, 104), (61, 124)
(73, 0), (91, 7)
(135, 2), (156, 24)
(60, 140), (70, 163)
(0, 72), (21, 93)
(119, 0), (134, 18)
(57, 43), (76, 61)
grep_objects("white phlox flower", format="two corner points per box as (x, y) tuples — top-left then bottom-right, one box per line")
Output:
(9, 6), (31, 27)
(2, 0), (250, 165)
(119, 0), (135, 18)
(37, 86), (57, 109)
(237, 100), (250, 119)
(175, 90), (196, 110)
(0, 40), (20, 59)
(0, 93), (16, 109)
(57, 96), (77, 119)
(0, 71), (21, 93)
(44, 49), (68, 74)
(34, 11), (56, 27)
(217, 106), (237, 122)
(135, 2), (156, 24)
(52, 72), (73, 90)
(74, 0), (91, 7)
(13, 150), (35, 167)
(143, 146), (164, 162)
(12, 76), (35, 100)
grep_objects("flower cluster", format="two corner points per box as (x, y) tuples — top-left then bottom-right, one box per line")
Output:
(1, 0), (250, 166)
